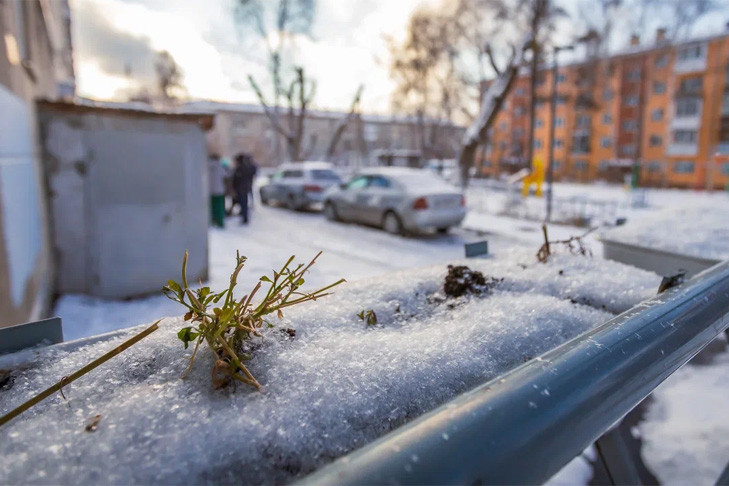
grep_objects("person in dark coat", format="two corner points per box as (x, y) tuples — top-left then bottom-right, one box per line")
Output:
(232, 153), (257, 224)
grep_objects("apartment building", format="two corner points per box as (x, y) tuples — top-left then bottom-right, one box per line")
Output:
(184, 101), (465, 169)
(481, 30), (729, 190)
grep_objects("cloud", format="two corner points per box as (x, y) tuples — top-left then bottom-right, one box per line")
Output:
(71, 0), (157, 85)
(70, 0), (435, 111)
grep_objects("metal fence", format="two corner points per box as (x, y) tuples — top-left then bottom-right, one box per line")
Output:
(299, 260), (729, 485)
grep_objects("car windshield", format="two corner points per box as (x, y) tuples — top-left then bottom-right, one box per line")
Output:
(311, 169), (341, 181)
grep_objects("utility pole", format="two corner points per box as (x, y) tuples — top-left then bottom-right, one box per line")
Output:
(526, 0), (547, 172)
(546, 45), (573, 223)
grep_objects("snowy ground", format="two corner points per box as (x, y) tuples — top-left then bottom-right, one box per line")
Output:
(44, 180), (729, 484)
(2, 250), (659, 484)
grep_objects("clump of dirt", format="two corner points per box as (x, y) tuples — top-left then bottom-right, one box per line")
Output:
(443, 265), (502, 298)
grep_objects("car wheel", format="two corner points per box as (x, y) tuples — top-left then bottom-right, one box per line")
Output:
(437, 227), (450, 234)
(286, 194), (299, 211)
(324, 201), (339, 221)
(382, 211), (403, 235)
(260, 189), (270, 206)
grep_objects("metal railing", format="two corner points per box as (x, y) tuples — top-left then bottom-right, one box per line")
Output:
(299, 260), (729, 485)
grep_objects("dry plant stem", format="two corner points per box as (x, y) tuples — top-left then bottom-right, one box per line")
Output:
(0, 320), (160, 428)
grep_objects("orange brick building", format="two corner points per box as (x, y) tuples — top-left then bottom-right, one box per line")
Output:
(480, 30), (729, 190)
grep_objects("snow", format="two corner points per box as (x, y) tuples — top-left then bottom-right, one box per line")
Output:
(55, 205), (522, 341)
(639, 336), (729, 485)
(0, 250), (659, 484)
(603, 202), (729, 260)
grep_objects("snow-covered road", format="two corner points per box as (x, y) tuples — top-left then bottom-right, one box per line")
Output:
(55, 204), (530, 341)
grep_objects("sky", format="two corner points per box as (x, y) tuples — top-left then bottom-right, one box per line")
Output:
(71, 0), (434, 113)
(71, 0), (729, 114)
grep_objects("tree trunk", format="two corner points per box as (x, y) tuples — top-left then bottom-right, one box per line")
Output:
(457, 40), (529, 187)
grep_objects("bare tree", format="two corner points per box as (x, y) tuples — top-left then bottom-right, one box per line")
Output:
(248, 66), (316, 162)
(326, 85), (364, 160)
(236, 0), (316, 162)
(154, 50), (185, 102)
(458, 38), (531, 186)
(388, 5), (466, 159)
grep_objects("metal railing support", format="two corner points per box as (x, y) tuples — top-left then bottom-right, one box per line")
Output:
(299, 260), (729, 485)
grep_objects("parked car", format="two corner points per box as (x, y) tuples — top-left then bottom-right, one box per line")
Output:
(323, 167), (466, 235)
(259, 162), (343, 210)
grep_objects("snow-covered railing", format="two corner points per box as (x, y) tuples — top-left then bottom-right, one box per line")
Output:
(299, 260), (729, 485)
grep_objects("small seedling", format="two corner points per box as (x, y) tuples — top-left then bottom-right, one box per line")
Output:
(357, 309), (378, 326)
(537, 224), (596, 263)
(163, 251), (345, 390)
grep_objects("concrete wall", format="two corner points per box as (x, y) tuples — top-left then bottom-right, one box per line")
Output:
(0, 0), (74, 327)
(38, 106), (209, 299)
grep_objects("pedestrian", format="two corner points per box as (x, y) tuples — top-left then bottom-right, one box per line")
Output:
(233, 153), (257, 224)
(247, 154), (259, 209)
(208, 153), (226, 228)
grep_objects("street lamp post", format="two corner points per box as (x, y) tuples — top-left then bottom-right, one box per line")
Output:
(546, 44), (574, 223)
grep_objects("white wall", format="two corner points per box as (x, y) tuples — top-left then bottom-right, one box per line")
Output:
(40, 108), (208, 299)
(0, 85), (45, 312)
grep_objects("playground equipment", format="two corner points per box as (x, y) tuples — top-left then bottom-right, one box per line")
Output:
(521, 157), (545, 197)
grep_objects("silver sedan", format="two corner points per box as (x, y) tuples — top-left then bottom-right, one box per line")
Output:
(323, 167), (466, 235)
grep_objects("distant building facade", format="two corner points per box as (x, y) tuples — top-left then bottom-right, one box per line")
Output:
(0, 0), (74, 326)
(481, 30), (729, 190)
(184, 101), (465, 169)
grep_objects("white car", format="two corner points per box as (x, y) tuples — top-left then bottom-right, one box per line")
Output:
(259, 161), (343, 210)
(323, 167), (467, 235)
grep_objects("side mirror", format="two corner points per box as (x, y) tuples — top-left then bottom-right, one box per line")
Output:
(340, 183), (348, 190)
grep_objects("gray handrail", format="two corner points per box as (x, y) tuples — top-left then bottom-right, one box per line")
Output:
(298, 260), (729, 485)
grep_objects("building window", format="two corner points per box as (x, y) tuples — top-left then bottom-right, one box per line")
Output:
(721, 162), (729, 175)
(625, 95), (639, 106)
(674, 161), (695, 173)
(552, 138), (563, 148)
(599, 160), (610, 172)
(557, 73), (566, 83)
(653, 81), (666, 94)
(533, 139), (543, 149)
(516, 87), (526, 96)
(557, 95), (568, 105)
(655, 53), (669, 68)
(536, 118), (544, 128)
(500, 122), (507, 130)
(722, 91), (729, 116)
(602, 113), (612, 124)
(678, 76), (703, 95)
(555, 117), (565, 127)
(649, 135), (662, 147)
(620, 144), (636, 156)
(553, 160), (562, 170)
(601, 137), (612, 148)
(651, 108), (664, 121)
(576, 115), (591, 128)
(514, 127), (525, 136)
(673, 130), (698, 144)
(514, 106), (525, 116)
(626, 69), (641, 81)
(646, 161), (663, 173)
(623, 120), (638, 131)
(675, 97), (700, 117)
(574, 160), (589, 171)
(603, 88), (613, 101)
(678, 44), (703, 61)
(572, 134), (590, 154)
(500, 141), (507, 150)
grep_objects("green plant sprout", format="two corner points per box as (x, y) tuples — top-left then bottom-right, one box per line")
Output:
(357, 309), (378, 326)
(163, 251), (345, 390)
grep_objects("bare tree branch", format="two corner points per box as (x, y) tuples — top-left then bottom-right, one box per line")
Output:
(326, 85), (364, 159)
